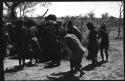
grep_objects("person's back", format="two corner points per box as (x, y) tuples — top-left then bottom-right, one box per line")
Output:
(64, 34), (86, 60)
(86, 22), (100, 64)
(87, 24), (100, 51)
(63, 34), (86, 76)
(66, 20), (82, 41)
(88, 29), (99, 41)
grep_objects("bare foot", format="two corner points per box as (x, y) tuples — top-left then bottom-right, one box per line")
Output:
(79, 71), (85, 77)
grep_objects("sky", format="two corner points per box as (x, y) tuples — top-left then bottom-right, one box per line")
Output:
(43, 2), (123, 18)
(8, 1), (124, 18)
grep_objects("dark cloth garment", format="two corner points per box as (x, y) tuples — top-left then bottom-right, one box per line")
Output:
(14, 21), (42, 59)
(87, 29), (100, 60)
(99, 30), (109, 49)
(15, 27), (32, 58)
(39, 21), (62, 62)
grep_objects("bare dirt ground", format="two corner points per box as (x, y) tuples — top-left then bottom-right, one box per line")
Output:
(4, 36), (124, 80)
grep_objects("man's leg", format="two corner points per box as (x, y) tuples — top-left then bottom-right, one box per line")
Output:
(100, 48), (104, 62)
(70, 60), (74, 75)
(75, 66), (84, 77)
(19, 57), (22, 66)
(92, 58), (97, 65)
(105, 47), (109, 62)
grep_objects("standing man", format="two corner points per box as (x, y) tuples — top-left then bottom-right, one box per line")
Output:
(44, 14), (62, 66)
(99, 24), (109, 62)
(86, 22), (100, 65)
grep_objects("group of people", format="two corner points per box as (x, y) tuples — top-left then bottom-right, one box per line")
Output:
(86, 22), (109, 65)
(48, 14), (109, 65)
(39, 14), (63, 66)
(63, 18), (109, 76)
(4, 14), (109, 76)
(41, 14), (109, 76)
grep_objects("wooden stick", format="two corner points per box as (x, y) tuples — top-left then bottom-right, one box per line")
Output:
(41, 9), (49, 18)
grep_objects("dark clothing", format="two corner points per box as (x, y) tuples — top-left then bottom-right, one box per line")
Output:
(15, 21), (42, 58)
(98, 27), (109, 62)
(99, 30), (109, 49)
(87, 29), (100, 60)
(39, 21), (62, 64)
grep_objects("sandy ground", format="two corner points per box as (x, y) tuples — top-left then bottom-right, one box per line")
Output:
(4, 38), (124, 80)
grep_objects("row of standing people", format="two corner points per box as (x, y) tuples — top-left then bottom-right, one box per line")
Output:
(3, 14), (63, 67)
(57, 17), (109, 76)
(3, 14), (109, 68)
(61, 16), (109, 65)
(86, 22), (109, 65)
(44, 14), (109, 67)
(31, 14), (109, 66)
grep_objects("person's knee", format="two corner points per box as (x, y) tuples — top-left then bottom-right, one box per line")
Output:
(104, 48), (108, 52)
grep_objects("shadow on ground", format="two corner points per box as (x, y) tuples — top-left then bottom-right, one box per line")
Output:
(4, 63), (37, 73)
(46, 61), (107, 80)
(47, 71), (80, 80)
(4, 65), (23, 73)
(24, 62), (38, 67)
(82, 61), (105, 71)
(44, 65), (58, 68)
(43, 61), (61, 68)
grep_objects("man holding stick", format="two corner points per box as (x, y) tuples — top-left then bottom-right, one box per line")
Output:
(98, 17), (109, 62)
(99, 24), (109, 62)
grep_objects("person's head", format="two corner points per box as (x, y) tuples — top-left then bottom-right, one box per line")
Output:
(26, 19), (37, 28)
(15, 19), (23, 27)
(87, 22), (95, 30)
(45, 14), (57, 21)
(55, 21), (62, 29)
(67, 20), (73, 29)
(57, 21), (62, 26)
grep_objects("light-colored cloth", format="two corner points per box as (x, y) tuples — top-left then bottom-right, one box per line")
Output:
(64, 34), (86, 60)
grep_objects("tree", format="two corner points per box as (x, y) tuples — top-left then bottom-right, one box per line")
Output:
(0, 1), (5, 81)
(18, 2), (50, 18)
(4, 1), (23, 20)
(87, 10), (95, 21)
(101, 13), (109, 19)
(108, 16), (117, 27)
(78, 15), (87, 32)
(117, 1), (124, 39)
(4, 1), (50, 21)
